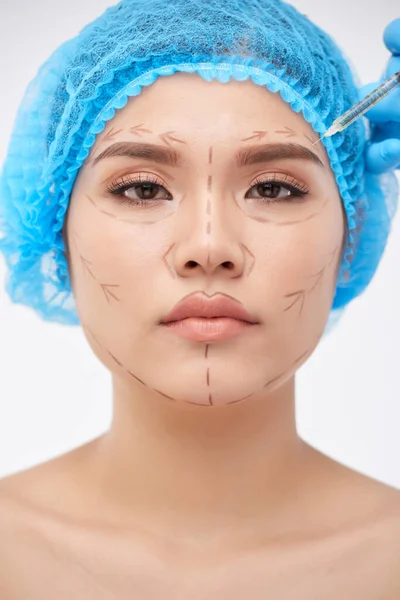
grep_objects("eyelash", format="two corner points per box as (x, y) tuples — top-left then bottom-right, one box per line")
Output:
(106, 173), (309, 206)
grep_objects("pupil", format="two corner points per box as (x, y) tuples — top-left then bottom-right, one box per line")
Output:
(139, 184), (156, 199)
(258, 183), (281, 198)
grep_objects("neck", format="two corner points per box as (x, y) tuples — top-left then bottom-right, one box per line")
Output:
(74, 376), (325, 550)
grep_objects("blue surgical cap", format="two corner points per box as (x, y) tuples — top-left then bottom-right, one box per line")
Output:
(0, 0), (398, 330)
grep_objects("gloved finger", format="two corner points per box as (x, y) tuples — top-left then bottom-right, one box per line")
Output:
(387, 54), (400, 77)
(383, 19), (400, 55)
(365, 138), (400, 173)
(370, 121), (400, 143)
(358, 75), (400, 123)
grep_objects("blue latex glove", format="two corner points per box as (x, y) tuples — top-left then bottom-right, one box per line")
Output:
(359, 19), (400, 174)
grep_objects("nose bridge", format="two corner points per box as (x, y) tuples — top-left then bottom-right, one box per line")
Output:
(171, 165), (247, 278)
(178, 173), (238, 248)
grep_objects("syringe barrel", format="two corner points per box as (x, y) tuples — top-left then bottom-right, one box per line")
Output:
(335, 70), (400, 132)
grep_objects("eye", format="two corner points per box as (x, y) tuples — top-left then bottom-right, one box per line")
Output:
(245, 175), (309, 202)
(106, 174), (172, 205)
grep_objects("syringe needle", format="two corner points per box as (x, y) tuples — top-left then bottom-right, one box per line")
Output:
(308, 70), (400, 145)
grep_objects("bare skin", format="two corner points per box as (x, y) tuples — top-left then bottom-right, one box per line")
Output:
(0, 73), (399, 598)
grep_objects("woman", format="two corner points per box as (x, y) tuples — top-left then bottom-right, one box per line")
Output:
(0, 0), (399, 597)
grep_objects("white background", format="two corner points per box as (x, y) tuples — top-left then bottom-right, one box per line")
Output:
(0, 0), (399, 486)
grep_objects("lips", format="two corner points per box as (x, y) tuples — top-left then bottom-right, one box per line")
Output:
(160, 291), (259, 324)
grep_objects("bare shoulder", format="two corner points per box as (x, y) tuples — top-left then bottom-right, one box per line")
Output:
(0, 442), (93, 540)
(0, 448), (399, 599)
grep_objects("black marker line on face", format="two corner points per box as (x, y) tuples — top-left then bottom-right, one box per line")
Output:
(240, 243), (256, 277)
(129, 124), (153, 136)
(240, 131), (269, 142)
(102, 127), (124, 142)
(162, 243), (177, 279)
(100, 283), (121, 304)
(284, 290), (306, 316)
(274, 127), (296, 138)
(283, 244), (340, 315)
(158, 131), (187, 147)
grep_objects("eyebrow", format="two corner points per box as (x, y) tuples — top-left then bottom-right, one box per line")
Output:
(90, 141), (325, 169)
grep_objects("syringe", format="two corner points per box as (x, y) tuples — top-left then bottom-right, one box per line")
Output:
(312, 70), (400, 145)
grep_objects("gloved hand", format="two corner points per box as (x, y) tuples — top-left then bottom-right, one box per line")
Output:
(359, 18), (400, 174)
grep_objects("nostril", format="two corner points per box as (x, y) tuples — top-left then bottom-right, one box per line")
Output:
(186, 261), (198, 269)
(223, 262), (235, 270)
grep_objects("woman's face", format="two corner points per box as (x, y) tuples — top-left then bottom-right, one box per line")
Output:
(65, 72), (344, 408)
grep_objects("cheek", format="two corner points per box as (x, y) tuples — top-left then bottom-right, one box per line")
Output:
(66, 198), (167, 310)
(254, 198), (344, 307)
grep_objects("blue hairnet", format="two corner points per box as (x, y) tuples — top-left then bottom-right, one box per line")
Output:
(0, 0), (398, 331)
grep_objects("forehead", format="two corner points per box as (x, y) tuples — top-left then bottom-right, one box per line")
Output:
(106, 72), (312, 139)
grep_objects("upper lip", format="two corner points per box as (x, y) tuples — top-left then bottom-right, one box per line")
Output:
(160, 292), (259, 324)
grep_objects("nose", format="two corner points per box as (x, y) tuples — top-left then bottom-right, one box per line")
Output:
(170, 191), (246, 279)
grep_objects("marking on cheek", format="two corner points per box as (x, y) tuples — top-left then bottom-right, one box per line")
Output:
(308, 268), (325, 293)
(99, 209), (118, 219)
(208, 146), (213, 165)
(86, 194), (97, 207)
(159, 131), (187, 146)
(163, 243), (177, 279)
(240, 243), (256, 276)
(106, 350), (123, 367)
(274, 199), (329, 227)
(86, 193), (174, 226)
(284, 290), (306, 315)
(206, 222), (212, 235)
(232, 193), (274, 224)
(276, 213), (318, 226)
(118, 212), (174, 225)
(283, 244), (340, 316)
(241, 131), (269, 142)
(307, 244), (340, 293)
(129, 124), (153, 136)
(72, 232), (122, 301)
(274, 127), (296, 138)
(326, 244), (340, 266)
(86, 194), (117, 221)
(100, 283), (121, 304)
(207, 175), (212, 193)
(205, 344), (209, 359)
(292, 348), (311, 366)
(80, 256), (96, 280)
(206, 367), (210, 386)
(83, 324), (101, 346)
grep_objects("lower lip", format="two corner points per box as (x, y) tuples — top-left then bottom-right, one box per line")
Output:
(160, 317), (257, 342)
